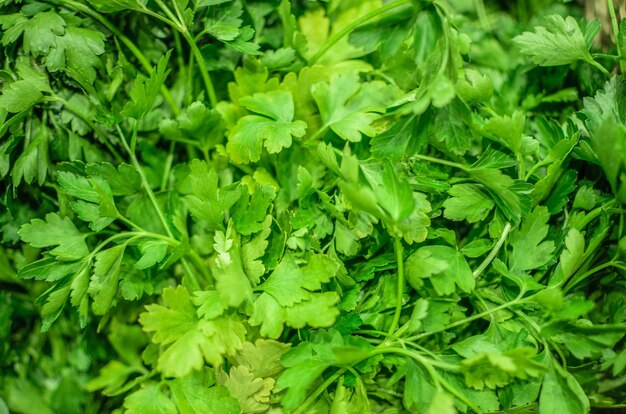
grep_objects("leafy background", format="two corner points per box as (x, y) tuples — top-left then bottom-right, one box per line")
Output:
(1, 0), (626, 413)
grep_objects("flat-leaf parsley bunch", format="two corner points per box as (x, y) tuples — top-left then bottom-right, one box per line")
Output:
(1, 0), (626, 413)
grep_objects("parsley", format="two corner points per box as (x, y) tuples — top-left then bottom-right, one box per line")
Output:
(2, 0), (626, 413)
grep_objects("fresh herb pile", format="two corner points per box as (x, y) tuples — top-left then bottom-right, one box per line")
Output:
(1, 0), (626, 412)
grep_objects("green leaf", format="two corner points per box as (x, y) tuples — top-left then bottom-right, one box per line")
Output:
(433, 98), (474, 155)
(370, 114), (427, 161)
(135, 240), (169, 270)
(45, 26), (105, 84)
(169, 372), (240, 414)
(160, 102), (225, 150)
(312, 73), (396, 142)
(227, 90), (307, 164)
(374, 160), (415, 223)
(330, 377), (372, 414)
(139, 286), (246, 377)
(259, 253), (336, 307)
(470, 168), (532, 224)
(405, 245), (475, 295)
(1, 11), (65, 54)
(484, 111), (525, 156)
(232, 186), (275, 235)
(231, 339), (291, 378)
(217, 365), (274, 413)
(124, 382), (177, 414)
(87, 0), (145, 13)
(121, 51), (171, 119)
(0, 80), (42, 113)
(552, 228), (585, 286)
(460, 348), (544, 390)
(211, 226), (252, 307)
(514, 15), (594, 66)
(508, 206), (555, 272)
(89, 244), (126, 315)
(185, 159), (241, 228)
(582, 77), (626, 203)
(443, 184), (495, 223)
(539, 356), (589, 414)
(205, 1), (243, 41)
(19, 213), (89, 260)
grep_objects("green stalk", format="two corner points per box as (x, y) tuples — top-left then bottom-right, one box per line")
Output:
(308, 0), (412, 65)
(182, 31), (218, 107)
(116, 125), (202, 290)
(388, 237), (405, 337)
(412, 154), (470, 172)
(588, 58), (612, 77)
(116, 126), (173, 238)
(607, 0), (625, 73)
(473, 222), (511, 279)
(405, 295), (524, 342)
(292, 368), (347, 414)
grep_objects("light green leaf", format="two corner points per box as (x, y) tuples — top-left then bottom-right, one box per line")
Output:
(227, 90), (307, 164)
(89, 244), (126, 315)
(19, 213), (89, 260)
(514, 15), (594, 66)
(169, 372), (240, 414)
(121, 51), (171, 119)
(406, 245), (475, 295)
(139, 286), (246, 377)
(443, 184), (495, 223)
(0, 80), (42, 113)
(124, 382), (177, 414)
(539, 357), (589, 414)
(508, 206), (555, 272)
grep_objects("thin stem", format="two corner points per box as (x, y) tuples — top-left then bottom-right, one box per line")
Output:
(308, 0), (412, 65)
(588, 58), (612, 77)
(116, 125), (173, 239)
(593, 53), (621, 60)
(153, 0), (181, 27)
(564, 260), (626, 293)
(302, 125), (329, 147)
(183, 32), (218, 107)
(292, 368), (347, 414)
(412, 154), (470, 172)
(574, 199), (617, 230)
(405, 296), (523, 342)
(160, 142), (176, 191)
(607, 0), (625, 73)
(388, 238), (405, 336)
(473, 222), (511, 279)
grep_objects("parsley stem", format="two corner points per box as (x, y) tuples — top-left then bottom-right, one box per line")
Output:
(293, 368), (347, 414)
(153, 0), (181, 29)
(116, 125), (173, 239)
(405, 296), (523, 342)
(308, 0), (412, 65)
(588, 58), (612, 77)
(370, 347), (481, 412)
(607, 0), (625, 73)
(182, 32), (218, 108)
(412, 154), (469, 172)
(473, 222), (511, 279)
(388, 237), (405, 337)
(573, 199), (617, 230)
(563, 260), (625, 294)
